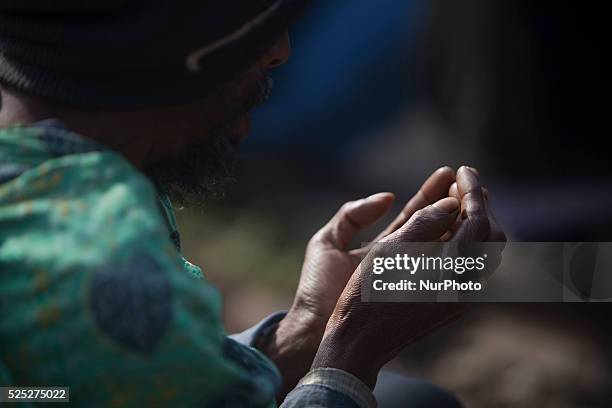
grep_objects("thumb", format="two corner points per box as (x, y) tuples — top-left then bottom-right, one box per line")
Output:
(321, 192), (395, 249)
(390, 197), (459, 242)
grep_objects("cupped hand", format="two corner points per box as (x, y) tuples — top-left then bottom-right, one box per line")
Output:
(286, 167), (457, 337)
(267, 167), (458, 398)
(311, 166), (506, 389)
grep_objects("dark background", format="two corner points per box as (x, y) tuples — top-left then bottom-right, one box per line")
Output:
(177, 1), (612, 406)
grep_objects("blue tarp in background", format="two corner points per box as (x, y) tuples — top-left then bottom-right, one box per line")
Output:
(248, 0), (425, 160)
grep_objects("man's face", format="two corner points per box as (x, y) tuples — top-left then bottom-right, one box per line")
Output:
(147, 33), (290, 206)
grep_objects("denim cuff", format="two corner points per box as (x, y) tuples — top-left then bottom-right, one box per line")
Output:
(228, 311), (287, 347)
(294, 368), (377, 408)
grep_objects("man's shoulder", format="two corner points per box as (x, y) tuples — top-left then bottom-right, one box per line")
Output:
(0, 137), (161, 223)
(0, 137), (175, 273)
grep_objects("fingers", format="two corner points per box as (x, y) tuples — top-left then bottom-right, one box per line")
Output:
(376, 166), (455, 240)
(386, 197), (460, 242)
(449, 182), (507, 242)
(449, 182), (459, 202)
(449, 174), (506, 284)
(451, 166), (490, 242)
(319, 192), (395, 249)
(483, 188), (507, 242)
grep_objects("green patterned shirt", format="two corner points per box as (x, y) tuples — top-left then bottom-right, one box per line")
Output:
(0, 122), (280, 407)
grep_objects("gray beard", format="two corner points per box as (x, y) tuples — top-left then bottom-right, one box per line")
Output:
(149, 131), (238, 207)
(149, 75), (273, 207)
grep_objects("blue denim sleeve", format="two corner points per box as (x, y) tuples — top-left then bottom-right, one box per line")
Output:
(230, 314), (375, 408)
(229, 311), (287, 346)
(280, 384), (363, 408)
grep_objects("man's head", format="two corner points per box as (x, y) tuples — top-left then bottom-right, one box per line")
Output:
(145, 33), (291, 206)
(0, 1), (305, 205)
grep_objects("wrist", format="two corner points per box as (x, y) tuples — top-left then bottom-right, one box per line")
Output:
(258, 308), (324, 399)
(286, 297), (330, 340)
(311, 317), (383, 390)
(273, 308), (323, 356)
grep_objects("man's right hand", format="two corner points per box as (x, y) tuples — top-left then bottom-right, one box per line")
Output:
(311, 166), (504, 389)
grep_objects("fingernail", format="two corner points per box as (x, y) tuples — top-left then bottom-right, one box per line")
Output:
(365, 192), (395, 202)
(433, 197), (459, 213)
(465, 166), (480, 177)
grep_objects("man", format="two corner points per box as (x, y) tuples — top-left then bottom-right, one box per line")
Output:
(0, 1), (504, 406)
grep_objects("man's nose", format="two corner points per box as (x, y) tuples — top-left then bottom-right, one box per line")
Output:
(263, 31), (291, 69)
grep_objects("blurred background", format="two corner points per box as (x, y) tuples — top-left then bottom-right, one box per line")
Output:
(176, 1), (612, 407)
